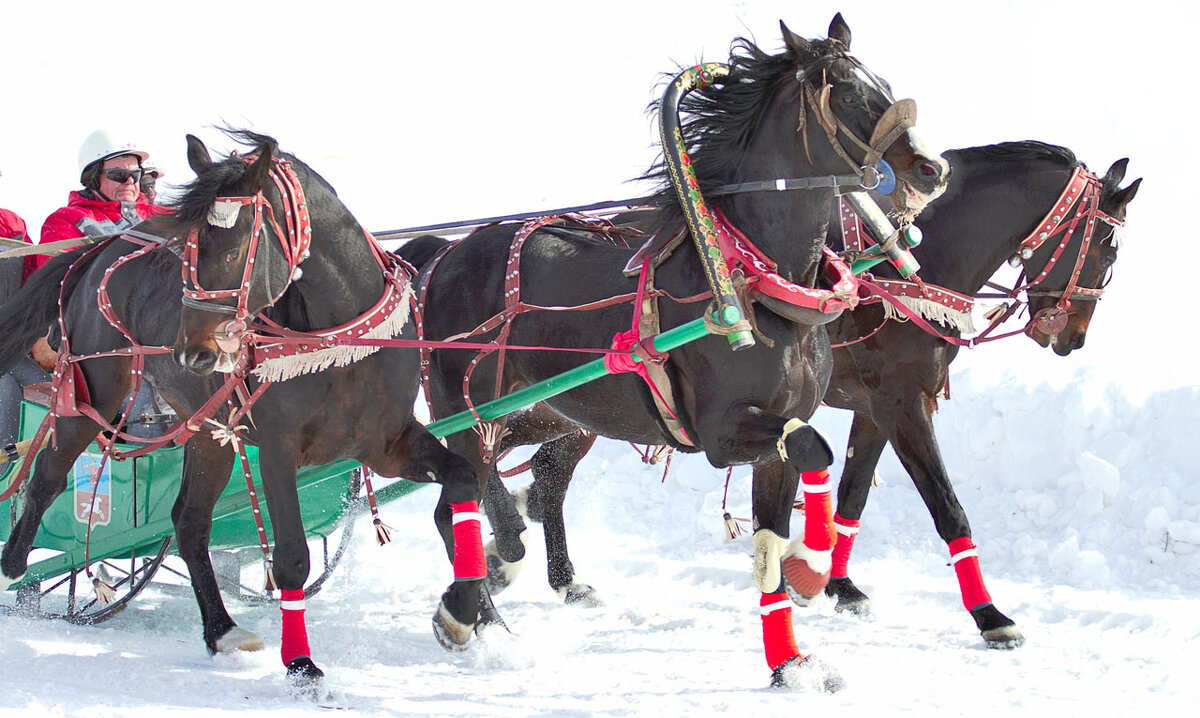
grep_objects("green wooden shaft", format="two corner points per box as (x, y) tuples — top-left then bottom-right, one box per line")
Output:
(426, 316), (713, 439)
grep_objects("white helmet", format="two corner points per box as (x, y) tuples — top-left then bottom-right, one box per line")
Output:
(77, 129), (149, 182)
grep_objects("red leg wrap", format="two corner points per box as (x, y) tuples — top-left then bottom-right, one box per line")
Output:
(279, 589), (311, 666)
(949, 537), (992, 611)
(801, 469), (835, 552)
(831, 513), (861, 578)
(760, 591), (801, 669)
(451, 501), (487, 581)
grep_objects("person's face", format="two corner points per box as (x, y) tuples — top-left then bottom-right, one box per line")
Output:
(97, 154), (142, 202)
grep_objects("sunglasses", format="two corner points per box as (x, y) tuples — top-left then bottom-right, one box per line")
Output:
(104, 168), (144, 184)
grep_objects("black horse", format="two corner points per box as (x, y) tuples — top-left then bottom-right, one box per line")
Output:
(0, 130), (487, 685)
(476, 141), (1141, 650)
(410, 16), (948, 685)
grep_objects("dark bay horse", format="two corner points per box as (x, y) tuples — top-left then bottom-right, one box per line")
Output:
(821, 141), (1139, 646)
(0, 130), (486, 686)
(411, 16), (948, 686)
(477, 141), (1141, 650)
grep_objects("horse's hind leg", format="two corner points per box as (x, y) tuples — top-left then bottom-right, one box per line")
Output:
(0, 414), (105, 589)
(823, 411), (890, 615)
(481, 468), (528, 593)
(527, 430), (598, 605)
(170, 432), (258, 655)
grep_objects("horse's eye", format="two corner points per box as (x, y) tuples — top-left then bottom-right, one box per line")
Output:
(841, 93), (856, 104)
(1099, 253), (1116, 269)
(224, 249), (240, 264)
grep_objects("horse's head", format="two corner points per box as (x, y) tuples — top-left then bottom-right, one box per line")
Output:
(173, 132), (311, 376)
(1024, 159), (1141, 355)
(780, 14), (949, 219)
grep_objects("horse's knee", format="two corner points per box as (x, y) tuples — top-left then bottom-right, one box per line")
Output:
(780, 420), (834, 473)
(270, 543), (311, 589)
(439, 454), (479, 504)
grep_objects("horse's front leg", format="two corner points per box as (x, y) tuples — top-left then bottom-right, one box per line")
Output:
(749, 460), (841, 690)
(824, 411), (890, 614)
(707, 403), (836, 603)
(256, 450), (321, 685)
(880, 394), (1025, 649)
(0, 415), (104, 589)
(171, 432), (259, 654)
(392, 422), (488, 651)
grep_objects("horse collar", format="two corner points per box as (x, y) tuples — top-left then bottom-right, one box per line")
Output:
(710, 207), (858, 315)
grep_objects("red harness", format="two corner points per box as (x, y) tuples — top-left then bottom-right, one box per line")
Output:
(836, 166), (1123, 348)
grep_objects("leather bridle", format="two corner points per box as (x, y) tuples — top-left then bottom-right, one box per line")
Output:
(180, 155), (312, 352)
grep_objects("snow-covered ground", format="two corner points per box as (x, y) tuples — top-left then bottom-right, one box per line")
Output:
(2, 1), (1197, 715)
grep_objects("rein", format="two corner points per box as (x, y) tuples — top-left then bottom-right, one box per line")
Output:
(838, 166), (1123, 349)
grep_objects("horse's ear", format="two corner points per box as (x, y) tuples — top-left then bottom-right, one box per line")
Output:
(240, 143), (274, 195)
(828, 13), (852, 49)
(186, 134), (213, 175)
(1112, 177), (1142, 211)
(781, 20), (813, 59)
(1102, 158), (1129, 187)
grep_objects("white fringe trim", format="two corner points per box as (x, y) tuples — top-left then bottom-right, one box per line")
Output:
(251, 285), (413, 382)
(882, 295), (975, 334)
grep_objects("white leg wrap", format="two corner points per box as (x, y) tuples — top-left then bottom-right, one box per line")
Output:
(784, 538), (833, 576)
(0, 571), (26, 592)
(215, 626), (265, 653)
(753, 529), (790, 592)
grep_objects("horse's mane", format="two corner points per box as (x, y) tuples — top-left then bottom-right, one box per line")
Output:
(642, 37), (815, 207)
(947, 141), (1079, 170)
(173, 129), (327, 226)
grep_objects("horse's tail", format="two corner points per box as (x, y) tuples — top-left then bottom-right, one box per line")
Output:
(0, 247), (93, 372)
(395, 234), (450, 272)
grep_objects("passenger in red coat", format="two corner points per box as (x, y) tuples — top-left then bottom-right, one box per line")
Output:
(34, 129), (171, 274)
(34, 130), (177, 438)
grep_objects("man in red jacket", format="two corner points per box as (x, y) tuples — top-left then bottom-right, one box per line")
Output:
(36, 130), (176, 438)
(36, 129), (172, 273)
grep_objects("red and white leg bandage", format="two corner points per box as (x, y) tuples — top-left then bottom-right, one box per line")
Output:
(279, 589), (311, 666)
(782, 469), (836, 597)
(451, 501), (487, 581)
(760, 591), (802, 669)
(949, 536), (992, 611)
(831, 513), (861, 579)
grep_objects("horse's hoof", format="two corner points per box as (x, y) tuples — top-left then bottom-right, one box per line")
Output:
(215, 625), (265, 653)
(782, 554), (830, 600)
(825, 576), (871, 617)
(284, 656), (325, 700)
(484, 541), (523, 595)
(971, 603), (1025, 649)
(559, 581), (604, 608)
(770, 654), (845, 692)
(432, 600), (475, 652)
